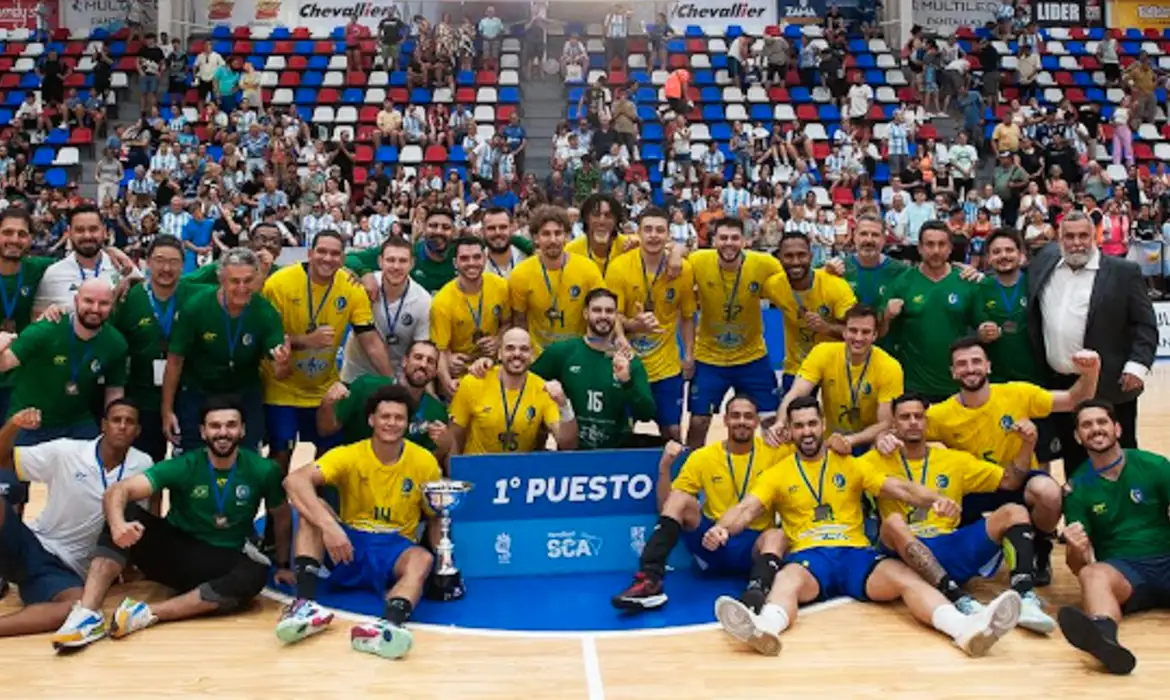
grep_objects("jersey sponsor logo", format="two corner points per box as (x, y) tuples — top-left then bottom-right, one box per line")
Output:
(748, 281), (760, 294)
(546, 530), (603, 559)
(936, 474), (949, 488)
(235, 485), (250, 499)
(832, 473), (846, 489)
(862, 382), (872, 395)
(335, 297), (347, 311)
(947, 293), (959, 305)
(242, 333), (253, 347)
(90, 359), (102, 373)
(402, 477), (414, 494)
(569, 285), (582, 299)
(138, 317), (153, 327)
(1130, 488), (1144, 504)
(665, 288), (676, 302)
(912, 294), (925, 305)
(569, 365), (582, 374)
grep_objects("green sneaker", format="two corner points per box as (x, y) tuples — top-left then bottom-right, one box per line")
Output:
(350, 621), (413, 659)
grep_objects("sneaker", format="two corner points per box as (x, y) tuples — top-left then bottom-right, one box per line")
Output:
(954, 590), (1021, 657)
(714, 595), (782, 656)
(275, 598), (335, 644)
(611, 572), (667, 611)
(350, 620), (414, 660)
(1057, 606), (1136, 675)
(51, 603), (107, 651)
(109, 598), (157, 639)
(1018, 591), (1056, 635)
(955, 595), (985, 616)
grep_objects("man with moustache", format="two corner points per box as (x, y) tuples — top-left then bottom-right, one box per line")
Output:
(34, 204), (140, 314)
(318, 340), (451, 458)
(111, 236), (191, 461)
(346, 209), (458, 295)
(531, 288), (655, 450)
(0, 401), (153, 636)
(1058, 400), (1170, 675)
(49, 396), (290, 651)
(839, 214), (909, 352)
(711, 396), (1022, 658)
(480, 207), (532, 279)
(340, 237), (432, 383)
(0, 207), (56, 418)
(449, 328), (577, 454)
(183, 223), (285, 288)
(565, 193), (634, 277)
(262, 231), (391, 477)
(974, 229), (1043, 385)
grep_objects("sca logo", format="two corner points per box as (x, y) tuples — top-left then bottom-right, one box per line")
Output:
(546, 530), (603, 559)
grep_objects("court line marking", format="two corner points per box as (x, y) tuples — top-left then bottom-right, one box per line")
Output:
(582, 637), (605, 700)
(260, 588), (855, 640)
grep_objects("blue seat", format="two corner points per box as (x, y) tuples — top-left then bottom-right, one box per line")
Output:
(376, 145), (400, 163)
(32, 147), (54, 167)
(271, 27), (291, 39)
(4, 91), (24, 107)
(294, 40), (314, 55)
(448, 145), (467, 163)
(874, 163), (890, 184)
(711, 55), (728, 70)
(1041, 56), (1059, 71)
(651, 189), (665, 207)
(1066, 41), (1086, 56)
(211, 25), (232, 40)
(855, 55), (875, 69)
(1124, 29), (1142, 40)
(445, 166), (467, 181)
(254, 41), (273, 55)
(726, 26), (744, 40)
(1073, 72), (1094, 87)
(641, 143), (663, 161)
(341, 88), (364, 104)
(567, 104), (584, 120)
(694, 70), (715, 86)
(207, 145), (224, 161)
(108, 41), (126, 57)
(44, 168), (68, 188)
(631, 71), (650, 84)
(1087, 28), (1105, 40)
(307, 55), (328, 70)
(790, 87), (811, 103)
(750, 104), (772, 120)
(637, 105), (658, 121)
(882, 104), (897, 120)
(641, 123), (664, 141)
(702, 104), (723, 121)
(498, 87), (519, 103)
(784, 25), (801, 39)
(296, 106), (313, 122)
(1121, 41), (1141, 56)
(45, 129), (68, 146)
(819, 104), (841, 121)
(410, 88), (432, 104)
(635, 87), (655, 103)
(294, 88), (317, 104)
(330, 27), (345, 40)
(864, 69), (884, 86)
(666, 38), (685, 53)
(213, 40), (232, 56)
(648, 167), (662, 184)
(246, 56), (264, 70)
(700, 86), (721, 103)
(710, 122), (732, 140)
(848, 39), (868, 53)
(565, 22), (585, 36)
(19, 73), (40, 89)
(684, 25), (704, 38)
(1085, 87), (1105, 103)
(589, 54), (606, 69)
(389, 71), (408, 87)
(456, 71), (475, 86)
(47, 42), (65, 55)
(302, 72), (323, 87)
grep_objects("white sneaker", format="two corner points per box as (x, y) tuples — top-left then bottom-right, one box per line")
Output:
(713, 595), (782, 656)
(1018, 591), (1056, 635)
(955, 595), (985, 615)
(109, 598), (158, 639)
(955, 590), (1021, 657)
(275, 598), (335, 644)
(51, 603), (107, 651)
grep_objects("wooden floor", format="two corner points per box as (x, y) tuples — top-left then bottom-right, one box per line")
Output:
(5, 370), (1170, 698)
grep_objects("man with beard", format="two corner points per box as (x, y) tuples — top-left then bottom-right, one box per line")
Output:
(183, 223), (284, 288)
(605, 207), (696, 441)
(480, 207), (532, 279)
(531, 288), (655, 450)
(318, 340), (450, 458)
(974, 229), (1043, 385)
(277, 385), (441, 660)
(710, 396), (1022, 658)
(686, 217), (784, 449)
(340, 236), (432, 383)
(449, 328), (576, 454)
(612, 396), (791, 612)
(162, 248), (291, 453)
(0, 207), (56, 418)
(864, 393), (1054, 633)
(565, 193), (634, 277)
(346, 209), (457, 294)
(917, 337), (1099, 585)
(882, 222), (980, 402)
(110, 236), (192, 461)
(838, 214), (909, 352)
(0, 401), (153, 637)
(262, 231), (391, 477)
(765, 232), (856, 394)
(1058, 400), (1170, 675)
(49, 396), (289, 651)
(773, 305), (902, 455)
(508, 206), (603, 358)
(431, 237), (510, 398)
(34, 204), (140, 314)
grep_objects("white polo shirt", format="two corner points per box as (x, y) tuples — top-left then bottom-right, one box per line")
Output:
(16, 437), (153, 576)
(340, 273), (431, 382)
(34, 252), (128, 310)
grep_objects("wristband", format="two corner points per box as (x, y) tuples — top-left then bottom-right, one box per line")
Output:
(559, 399), (575, 422)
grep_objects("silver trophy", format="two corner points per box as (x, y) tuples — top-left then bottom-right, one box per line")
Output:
(423, 479), (474, 601)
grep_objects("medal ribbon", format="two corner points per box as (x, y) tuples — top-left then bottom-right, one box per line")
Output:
(845, 350), (873, 414)
(79, 257), (103, 282)
(206, 456), (239, 517)
(221, 299), (250, 367)
(996, 272), (1025, 316)
(641, 253), (666, 307)
(794, 453), (829, 505)
(381, 279), (408, 339)
(67, 323), (96, 388)
(590, 239), (614, 276)
(900, 448), (930, 485)
(95, 438), (127, 490)
(488, 251), (515, 277)
(1092, 452), (1126, 476)
(540, 254), (566, 315)
(722, 255), (745, 322)
(305, 269), (336, 329)
(463, 284), (485, 334)
(499, 375), (528, 444)
(725, 442), (755, 501)
(146, 284), (177, 343)
(0, 265), (23, 324)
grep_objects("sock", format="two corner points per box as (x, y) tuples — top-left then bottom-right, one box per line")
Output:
(747, 553), (783, 593)
(639, 516), (682, 581)
(932, 604), (968, 640)
(383, 597), (413, 626)
(1002, 524), (1036, 595)
(294, 556), (321, 601)
(1092, 615), (1119, 643)
(1034, 529), (1054, 561)
(936, 574), (965, 603)
(757, 603), (790, 635)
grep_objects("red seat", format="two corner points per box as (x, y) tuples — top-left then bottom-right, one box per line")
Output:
(917, 124), (938, 141)
(0, 75), (16, 89)
(768, 87), (789, 102)
(668, 54), (688, 69)
(318, 88), (340, 104)
(5, 44), (22, 56)
(233, 41), (253, 55)
(764, 25), (781, 37)
(796, 104), (818, 120)
(455, 87), (476, 102)
(288, 55), (308, 69)
(1069, 27), (1086, 40)
(812, 142), (830, 159)
(628, 38), (648, 53)
(1054, 71), (1073, 86)
(346, 71), (367, 86)
(831, 187), (855, 205)
(355, 144), (374, 163)
(897, 86), (919, 103)
(424, 145), (448, 162)
(353, 167), (368, 185)
(358, 105), (378, 123)
(232, 26), (251, 38)
(867, 104), (885, 120)
(292, 27), (311, 38)
(0, 58), (13, 71)
(274, 41), (294, 54)
(686, 39), (705, 53)
(64, 42), (84, 57)
(496, 105), (516, 121)
(1065, 88), (1087, 104)
(70, 127), (93, 144)
(1135, 142), (1154, 160)
(64, 73), (86, 88)
(955, 26), (976, 39)
(476, 70), (498, 85)
(388, 88), (408, 103)
(314, 41), (334, 55)
(115, 57), (137, 71)
(608, 70), (627, 85)
(279, 72), (299, 87)
(1080, 56), (1100, 70)
(356, 124), (375, 142)
(189, 40), (207, 54)
(52, 28), (71, 41)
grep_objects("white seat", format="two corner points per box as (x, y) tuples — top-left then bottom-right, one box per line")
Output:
(773, 104), (796, 120)
(1043, 88), (1063, 103)
(725, 104), (748, 121)
(1159, 56), (1170, 70)
(500, 54), (520, 69)
(251, 26), (272, 40)
(335, 106), (357, 123)
(585, 23), (604, 37)
(707, 39), (727, 54)
(265, 56), (286, 70)
(627, 54), (646, 70)
(432, 87), (453, 103)
(886, 70), (907, 86)
(12, 57), (34, 72)
(812, 186), (830, 207)
(1036, 71), (1055, 87)
(689, 143), (710, 161)
(182, 106), (200, 122)
(1139, 123), (1161, 141)
(651, 69), (668, 85)
(312, 106), (335, 123)
(1106, 164), (1129, 181)
(1058, 56), (1079, 70)
(368, 71), (389, 87)
(1155, 143), (1170, 161)
(804, 123), (828, 141)
(870, 38), (890, 53)
(722, 87), (744, 103)
(1106, 87), (1125, 103)
(76, 56), (94, 72)
(690, 54), (711, 69)
(272, 88), (293, 105)
(1047, 28), (1070, 40)
(1001, 56), (1018, 71)
(875, 86), (897, 103)
(400, 145), (423, 164)
(714, 69), (730, 86)
(690, 123), (711, 141)
(110, 72), (128, 89)
(993, 41), (1010, 55)
(53, 147), (80, 166)
(476, 87), (498, 103)
(746, 86), (768, 103)
(586, 38), (605, 53)
(774, 164), (794, 183)
(322, 71), (344, 87)
(1142, 41), (1163, 56)
(0, 29), (9, 40)
(499, 70), (519, 86)
(1046, 41), (1067, 56)
(802, 25), (824, 38)
(21, 43), (44, 58)
(476, 124), (496, 141)
(873, 122), (890, 140)
(474, 105), (496, 122)
(327, 55), (347, 70)
(260, 71), (279, 87)
(85, 40), (104, 55)
(811, 86), (832, 103)
(586, 69), (605, 84)
(364, 88), (386, 104)
(8, 29), (28, 41)
(332, 125), (354, 141)
(546, 23), (565, 37)
(502, 38), (521, 53)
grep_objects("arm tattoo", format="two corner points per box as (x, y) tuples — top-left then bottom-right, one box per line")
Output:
(904, 539), (948, 587)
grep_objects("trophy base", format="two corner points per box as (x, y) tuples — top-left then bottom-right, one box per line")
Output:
(425, 571), (465, 602)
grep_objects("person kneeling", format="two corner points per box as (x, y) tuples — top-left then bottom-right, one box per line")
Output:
(277, 385), (441, 660)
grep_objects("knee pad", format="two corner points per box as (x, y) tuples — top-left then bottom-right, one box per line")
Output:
(200, 561), (268, 612)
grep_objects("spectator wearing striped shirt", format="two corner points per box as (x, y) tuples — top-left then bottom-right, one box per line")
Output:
(604, 5), (632, 68)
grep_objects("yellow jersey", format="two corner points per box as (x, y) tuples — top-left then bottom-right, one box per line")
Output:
(565, 234), (633, 276)
(604, 250), (697, 382)
(797, 342), (904, 436)
(508, 253), (603, 357)
(690, 250), (783, 366)
(450, 367), (561, 454)
(261, 263), (374, 406)
(858, 447), (1004, 538)
(315, 439), (441, 537)
(672, 437), (794, 530)
(750, 451), (885, 552)
(763, 268), (857, 375)
(430, 273), (512, 356)
(925, 382), (1054, 466)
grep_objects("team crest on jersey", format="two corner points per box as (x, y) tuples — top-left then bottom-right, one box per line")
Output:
(912, 294), (925, 305)
(1130, 488), (1144, 504)
(526, 406), (536, 420)
(53, 355), (66, 365)
(862, 382), (872, 395)
(665, 288), (676, 302)
(403, 314), (414, 326)
(193, 484), (210, 498)
(999, 415), (1014, 430)
(818, 304), (829, 317)
(202, 331), (217, 342)
(402, 478), (414, 494)
(493, 304), (503, 317)
(235, 485), (250, 500)
(90, 359), (102, 373)
(947, 293), (959, 305)
(748, 281), (760, 294)
(936, 474), (949, 489)
(985, 300), (997, 309)
(242, 333), (253, 347)
(335, 297), (347, 311)
(832, 473), (846, 489)
(19, 286), (29, 297)
(569, 285), (581, 299)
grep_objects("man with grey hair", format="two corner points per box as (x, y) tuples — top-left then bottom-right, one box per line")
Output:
(1026, 211), (1158, 476)
(161, 247), (291, 452)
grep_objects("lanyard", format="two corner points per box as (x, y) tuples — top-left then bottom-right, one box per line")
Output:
(79, 257), (103, 282)
(462, 282), (485, 332)
(791, 275), (812, 315)
(590, 240), (613, 276)
(725, 443), (755, 501)
(305, 268), (335, 329)
(381, 280), (408, 337)
(845, 350), (873, 410)
(68, 324), (95, 385)
(996, 272), (1025, 315)
(95, 439), (126, 490)
(900, 448), (930, 485)
(851, 255), (882, 305)
(488, 251), (515, 276)
(499, 376), (528, 435)
(0, 264), (22, 321)
(221, 299), (249, 366)
(722, 255), (745, 321)
(206, 456), (239, 515)
(146, 283), (177, 341)
(641, 253), (665, 304)
(794, 453), (829, 505)
(540, 254), (566, 311)
(1092, 452), (1126, 476)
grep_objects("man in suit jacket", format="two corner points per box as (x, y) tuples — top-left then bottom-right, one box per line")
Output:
(1026, 211), (1158, 475)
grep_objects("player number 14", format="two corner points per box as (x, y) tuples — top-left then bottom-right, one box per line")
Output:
(586, 390), (604, 413)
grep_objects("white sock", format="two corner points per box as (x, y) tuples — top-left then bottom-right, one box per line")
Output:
(932, 604), (968, 640)
(757, 603), (790, 635)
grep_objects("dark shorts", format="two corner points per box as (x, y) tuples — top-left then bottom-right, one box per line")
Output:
(681, 516), (760, 575)
(785, 546), (885, 602)
(649, 375), (684, 429)
(960, 470), (1054, 527)
(327, 528), (417, 596)
(133, 407), (168, 462)
(923, 521), (1002, 585)
(1031, 414), (1062, 463)
(1104, 63), (1121, 82)
(1106, 553), (1170, 614)
(0, 499), (83, 604)
(689, 356), (780, 416)
(264, 404), (342, 454)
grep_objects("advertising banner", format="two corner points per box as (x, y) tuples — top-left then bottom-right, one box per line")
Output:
(1155, 300), (1170, 358)
(1111, 0), (1170, 29)
(60, 0), (156, 32)
(1029, 0), (1105, 26)
(668, 0), (778, 35)
(0, 0), (52, 31)
(205, 0), (284, 26)
(294, 0), (399, 32)
(912, 0), (998, 34)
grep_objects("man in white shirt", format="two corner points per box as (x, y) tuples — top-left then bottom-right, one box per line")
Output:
(34, 204), (140, 315)
(947, 132), (978, 196)
(846, 74), (874, 125)
(481, 207), (527, 279)
(193, 44), (225, 102)
(0, 401), (153, 637)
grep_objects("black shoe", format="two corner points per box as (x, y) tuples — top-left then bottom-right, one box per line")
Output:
(1057, 606), (1136, 675)
(1034, 535), (1053, 587)
(611, 572), (667, 612)
(740, 584), (766, 614)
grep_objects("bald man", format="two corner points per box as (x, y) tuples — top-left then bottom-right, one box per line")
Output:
(449, 327), (578, 454)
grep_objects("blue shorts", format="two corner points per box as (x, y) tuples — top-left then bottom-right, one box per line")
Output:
(265, 404), (342, 453)
(923, 521), (1002, 585)
(1105, 553), (1170, 614)
(650, 375), (685, 429)
(327, 528), (417, 596)
(785, 546), (885, 601)
(960, 470), (1053, 527)
(689, 356), (780, 416)
(681, 516), (759, 574)
(0, 499), (83, 604)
